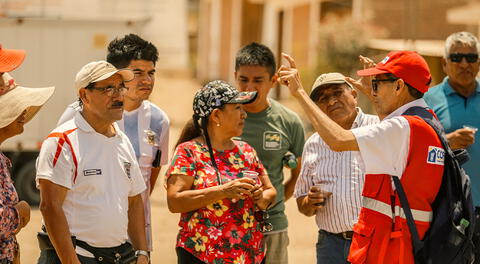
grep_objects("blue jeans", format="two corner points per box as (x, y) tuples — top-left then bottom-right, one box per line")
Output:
(316, 230), (352, 264)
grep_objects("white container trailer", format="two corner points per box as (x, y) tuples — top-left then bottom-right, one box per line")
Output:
(0, 16), (149, 204)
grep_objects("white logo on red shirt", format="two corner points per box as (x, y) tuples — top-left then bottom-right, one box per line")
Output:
(427, 146), (445, 165)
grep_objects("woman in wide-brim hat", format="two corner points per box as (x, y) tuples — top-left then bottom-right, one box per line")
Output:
(0, 45), (55, 264)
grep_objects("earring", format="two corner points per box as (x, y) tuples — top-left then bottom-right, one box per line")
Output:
(216, 123), (220, 127)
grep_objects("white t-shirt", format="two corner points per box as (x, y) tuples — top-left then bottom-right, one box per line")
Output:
(57, 100), (169, 251)
(351, 99), (431, 179)
(36, 112), (146, 254)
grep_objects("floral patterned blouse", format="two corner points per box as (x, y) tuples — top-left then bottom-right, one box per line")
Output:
(166, 140), (267, 264)
(0, 152), (20, 261)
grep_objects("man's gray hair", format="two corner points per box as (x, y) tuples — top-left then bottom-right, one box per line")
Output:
(444, 32), (480, 58)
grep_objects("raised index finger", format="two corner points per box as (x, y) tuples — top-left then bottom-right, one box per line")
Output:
(281, 53), (297, 69)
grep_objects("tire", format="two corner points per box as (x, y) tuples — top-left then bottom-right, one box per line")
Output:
(14, 159), (40, 206)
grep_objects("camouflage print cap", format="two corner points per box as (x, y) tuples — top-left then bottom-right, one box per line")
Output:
(193, 80), (257, 118)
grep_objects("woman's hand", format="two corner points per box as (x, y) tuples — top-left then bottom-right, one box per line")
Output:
(251, 184), (270, 210)
(167, 174), (258, 213)
(252, 175), (276, 210)
(252, 184), (263, 202)
(222, 178), (256, 200)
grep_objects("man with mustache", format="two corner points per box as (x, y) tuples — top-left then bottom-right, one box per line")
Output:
(58, 34), (170, 254)
(36, 61), (149, 264)
(424, 31), (480, 261)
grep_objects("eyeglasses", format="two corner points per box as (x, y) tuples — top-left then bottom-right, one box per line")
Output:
(254, 210), (273, 232)
(371, 78), (398, 92)
(87, 85), (128, 97)
(448, 53), (479, 63)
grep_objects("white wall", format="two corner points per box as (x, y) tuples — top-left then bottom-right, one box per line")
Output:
(0, 0), (190, 150)
(0, 18), (147, 150)
(143, 0), (189, 72)
(2, 0), (189, 71)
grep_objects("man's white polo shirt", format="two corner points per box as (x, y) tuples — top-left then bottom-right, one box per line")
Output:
(36, 111), (146, 251)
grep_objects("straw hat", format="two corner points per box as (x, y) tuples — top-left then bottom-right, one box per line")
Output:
(0, 73), (54, 128)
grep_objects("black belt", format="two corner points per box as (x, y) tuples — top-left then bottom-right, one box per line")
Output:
(325, 230), (354, 240)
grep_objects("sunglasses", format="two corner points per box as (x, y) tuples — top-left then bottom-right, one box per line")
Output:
(254, 210), (273, 232)
(449, 53), (479, 63)
(371, 78), (398, 92)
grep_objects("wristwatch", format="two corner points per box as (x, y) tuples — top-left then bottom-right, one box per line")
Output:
(135, 250), (150, 262)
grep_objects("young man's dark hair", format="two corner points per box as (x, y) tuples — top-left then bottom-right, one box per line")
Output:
(107, 34), (159, 68)
(235, 42), (276, 77)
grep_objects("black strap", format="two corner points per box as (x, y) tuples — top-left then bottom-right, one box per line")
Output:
(151, 149), (161, 168)
(75, 240), (135, 264)
(392, 175), (424, 254)
(194, 115), (223, 185)
(203, 126), (222, 185)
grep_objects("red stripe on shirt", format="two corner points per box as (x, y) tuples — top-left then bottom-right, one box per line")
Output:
(47, 128), (78, 183)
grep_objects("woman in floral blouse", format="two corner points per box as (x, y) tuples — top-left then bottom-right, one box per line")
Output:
(0, 46), (55, 264)
(166, 80), (277, 264)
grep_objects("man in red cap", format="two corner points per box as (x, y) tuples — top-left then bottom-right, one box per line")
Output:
(278, 51), (444, 264)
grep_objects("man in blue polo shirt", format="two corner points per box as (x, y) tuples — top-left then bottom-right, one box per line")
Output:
(424, 31), (480, 260)
(424, 31), (479, 198)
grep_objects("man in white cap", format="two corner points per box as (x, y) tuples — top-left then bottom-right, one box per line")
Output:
(36, 61), (149, 264)
(0, 45), (54, 264)
(58, 35), (170, 253)
(294, 72), (378, 264)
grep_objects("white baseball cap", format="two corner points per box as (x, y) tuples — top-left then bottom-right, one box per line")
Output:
(74, 61), (134, 90)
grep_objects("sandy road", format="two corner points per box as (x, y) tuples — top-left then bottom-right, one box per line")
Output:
(16, 74), (318, 263)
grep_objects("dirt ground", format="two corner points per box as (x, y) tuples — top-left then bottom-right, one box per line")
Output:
(16, 74), (318, 263)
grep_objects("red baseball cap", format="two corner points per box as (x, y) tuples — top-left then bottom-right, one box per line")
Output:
(357, 51), (432, 93)
(0, 45), (26, 73)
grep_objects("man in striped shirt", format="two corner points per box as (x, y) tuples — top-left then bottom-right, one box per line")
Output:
(294, 73), (378, 264)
